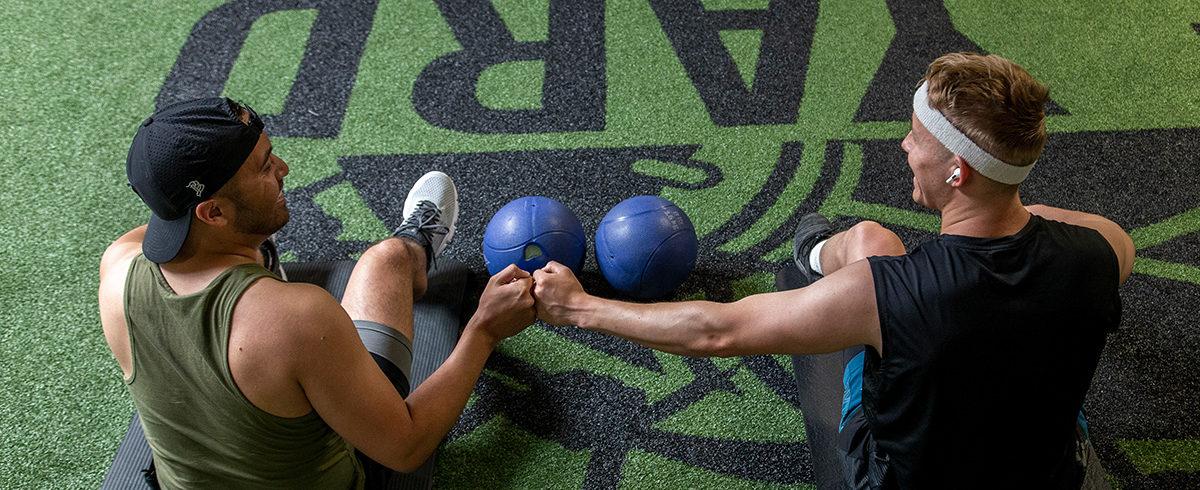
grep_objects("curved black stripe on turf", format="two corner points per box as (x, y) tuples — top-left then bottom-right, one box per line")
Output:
(701, 141), (805, 249)
(1141, 231), (1200, 267)
(739, 140), (844, 259)
(741, 355), (807, 411)
(548, 325), (665, 373)
(445, 351), (814, 486)
(637, 431), (814, 484)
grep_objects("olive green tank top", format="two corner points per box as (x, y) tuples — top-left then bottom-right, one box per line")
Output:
(123, 255), (364, 489)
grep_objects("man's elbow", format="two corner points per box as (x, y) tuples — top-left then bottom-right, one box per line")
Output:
(392, 455), (426, 474)
(379, 446), (428, 474)
(368, 426), (433, 473)
(694, 334), (738, 358)
(685, 304), (740, 358)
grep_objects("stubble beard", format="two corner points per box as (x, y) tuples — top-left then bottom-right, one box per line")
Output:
(229, 193), (289, 237)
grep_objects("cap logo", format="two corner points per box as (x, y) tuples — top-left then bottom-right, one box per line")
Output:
(186, 180), (205, 197)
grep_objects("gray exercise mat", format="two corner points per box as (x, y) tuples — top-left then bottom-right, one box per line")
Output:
(776, 265), (851, 490)
(102, 258), (471, 490)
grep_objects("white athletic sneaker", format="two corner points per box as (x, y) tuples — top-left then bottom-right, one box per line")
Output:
(395, 171), (459, 267)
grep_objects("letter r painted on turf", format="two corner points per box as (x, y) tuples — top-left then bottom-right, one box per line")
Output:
(411, 0), (606, 134)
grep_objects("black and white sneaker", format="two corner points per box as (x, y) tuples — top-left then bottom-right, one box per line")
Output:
(790, 213), (834, 287)
(394, 171), (459, 269)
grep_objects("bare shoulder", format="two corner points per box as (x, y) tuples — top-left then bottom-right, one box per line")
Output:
(99, 243), (140, 291)
(98, 229), (148, 323)
(228, 279), (353, 417)
(100, 226), (147, 280)
(233, 278), (352, 348)
(1026, 205), (1135, 283)
(237, 279), (345, 323)
(98, 227), (149, 306)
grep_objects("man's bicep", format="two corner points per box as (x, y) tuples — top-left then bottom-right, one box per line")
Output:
(727, 260), (880, 356)
(295, 299), (415, 468)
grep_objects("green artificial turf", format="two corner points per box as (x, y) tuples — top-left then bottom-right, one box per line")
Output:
(1120, 439), (1200, 475)
(2, 0), (1198, 487)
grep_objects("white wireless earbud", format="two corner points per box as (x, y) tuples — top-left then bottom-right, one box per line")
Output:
(945, 167), (961, 184)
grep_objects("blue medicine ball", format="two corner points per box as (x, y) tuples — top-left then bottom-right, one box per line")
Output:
(482, 196), (586, 275)
(596, 196), (697, 299)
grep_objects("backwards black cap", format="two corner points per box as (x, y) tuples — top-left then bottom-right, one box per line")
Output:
(126, 97), (263, 263)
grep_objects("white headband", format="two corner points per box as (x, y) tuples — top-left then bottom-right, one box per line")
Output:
(912, 81), (1034, 185)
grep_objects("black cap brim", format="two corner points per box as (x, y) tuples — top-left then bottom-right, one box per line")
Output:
(142, 209), (193, 264)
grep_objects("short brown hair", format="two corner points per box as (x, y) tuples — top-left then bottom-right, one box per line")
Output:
(923, 52), (1049, 168)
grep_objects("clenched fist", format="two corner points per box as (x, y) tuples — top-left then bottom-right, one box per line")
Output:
(532, 261), (590, 326)
(471, 264), (537, 344)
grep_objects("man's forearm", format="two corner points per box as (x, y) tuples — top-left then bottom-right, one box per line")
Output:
(571, 295), (726, 357)
(399, 327), (495, 468)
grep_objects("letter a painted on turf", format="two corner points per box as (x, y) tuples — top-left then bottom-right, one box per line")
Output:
(650, 0), (818, 126)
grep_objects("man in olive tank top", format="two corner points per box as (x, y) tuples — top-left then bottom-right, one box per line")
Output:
(530, 53), (1135, 487)
(99, 98), (537, 488)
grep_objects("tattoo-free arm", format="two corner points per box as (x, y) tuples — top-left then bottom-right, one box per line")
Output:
(299, 267), (534, 472)
(98, 225), (149, 378)
(537, 260), (882, 357)
(296, 291), (501, 472)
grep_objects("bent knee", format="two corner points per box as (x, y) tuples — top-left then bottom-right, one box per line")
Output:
(356, 238), (428, 297)
(845, 221), (904, 257)
(362, 237), (419, 265)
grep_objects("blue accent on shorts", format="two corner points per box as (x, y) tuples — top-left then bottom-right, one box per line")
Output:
(840, 351), (866, 432)
(836, 349), (1092, 439)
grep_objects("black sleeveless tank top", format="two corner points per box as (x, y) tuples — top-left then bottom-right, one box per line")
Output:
(862, 215), (1120, 487)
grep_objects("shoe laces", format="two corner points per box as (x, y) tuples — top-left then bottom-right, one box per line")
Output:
(398, 200), (449, 267)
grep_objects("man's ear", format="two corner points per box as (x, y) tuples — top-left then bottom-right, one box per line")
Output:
(194, 199), (228, 226)
(950, 155), (972, 187)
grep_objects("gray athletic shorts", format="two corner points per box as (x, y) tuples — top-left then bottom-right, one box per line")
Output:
(354, 320), (413, 397)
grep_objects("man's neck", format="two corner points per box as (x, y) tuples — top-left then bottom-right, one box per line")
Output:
(159, 233), (265, 293)
(938, 194), (1031, 238)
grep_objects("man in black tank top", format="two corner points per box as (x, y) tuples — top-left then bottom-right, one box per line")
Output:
(825, 213), (1121, 487)
(530, 53), (1134, 488)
